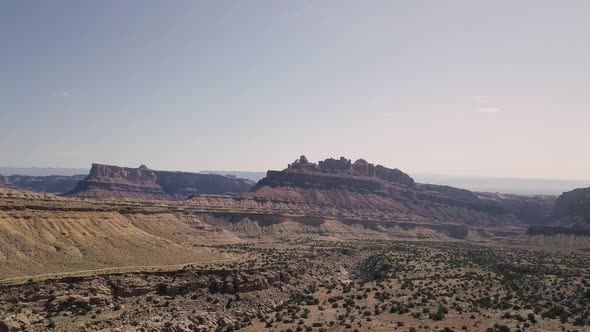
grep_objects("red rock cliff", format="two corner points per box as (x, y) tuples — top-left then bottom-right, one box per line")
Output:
(243, 156), (552, 226)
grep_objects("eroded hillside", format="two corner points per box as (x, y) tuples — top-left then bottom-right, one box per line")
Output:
(0, 189), (241, 280)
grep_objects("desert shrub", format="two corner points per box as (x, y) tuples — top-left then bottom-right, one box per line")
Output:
(352, 255), (396, 282)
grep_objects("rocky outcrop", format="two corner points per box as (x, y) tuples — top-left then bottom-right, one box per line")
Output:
(6, 174), (86, 194)
(0, 266), (301, 331)
(553, 187), (590, 222)
(544, 187), (590, 228)
(46, 294), (112, 313)
(252, 156), (415, 202)
(65, 164), (255, 200)
(240, 156), (550, 227)
(0, 267), (298, 300)
(286, 156), (415, 187)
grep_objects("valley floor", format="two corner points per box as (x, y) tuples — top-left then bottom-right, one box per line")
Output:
(1, 238), (589, 332)
(1, 190), (589, 331)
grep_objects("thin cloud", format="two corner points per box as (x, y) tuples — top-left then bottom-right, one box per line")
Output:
(53, 91), (72, 98)
(54, 151), (87, 156)
(471, 95), (489, 101)
(474, 107), (500, 114)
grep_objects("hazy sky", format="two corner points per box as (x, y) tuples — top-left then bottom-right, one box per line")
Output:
(1, 1), (589, 179)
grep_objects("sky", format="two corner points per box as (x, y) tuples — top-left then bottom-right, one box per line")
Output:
(1, 0), (589, 179)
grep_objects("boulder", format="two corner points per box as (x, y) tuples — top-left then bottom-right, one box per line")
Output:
(0, 319), (21, 332)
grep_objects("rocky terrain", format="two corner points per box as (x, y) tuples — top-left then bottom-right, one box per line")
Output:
(1, 157), (589, 331)
(65, 164), (255, 200)
(0, 157), (581, 283)
(0, 258), (305, 332)
(190, 156), (555, 230)
(1, 238), (588, 331)
(0, 177), (551, 283)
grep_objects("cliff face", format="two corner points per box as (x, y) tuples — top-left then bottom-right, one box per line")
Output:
(283, 156), (415, 187)
(65, 164), (255, 200)
(241, 156), (553, 226)
(551, 187), (590, 226)
(7, 174), (86, 194)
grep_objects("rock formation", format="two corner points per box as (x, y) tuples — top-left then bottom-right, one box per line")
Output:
(551, 186), (590, 226)
(192, 156), (553, 228)
(65, 164), (255, 200)
(286, 156), (415, 187)
(0, 264), (302, 331)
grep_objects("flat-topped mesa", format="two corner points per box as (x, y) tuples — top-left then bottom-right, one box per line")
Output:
(65, 163), (255, 200)
(87, 163), (157, 183)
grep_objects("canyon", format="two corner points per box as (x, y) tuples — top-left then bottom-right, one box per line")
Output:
(0, 156), (585, 281)
(0, 156), (589, 331)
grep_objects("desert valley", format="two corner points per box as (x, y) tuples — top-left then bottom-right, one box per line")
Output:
(6, 1), (590, 331)
(0, 156), (588, 332)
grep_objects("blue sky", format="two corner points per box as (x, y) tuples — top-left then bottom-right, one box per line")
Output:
(1, 1), (589, 179)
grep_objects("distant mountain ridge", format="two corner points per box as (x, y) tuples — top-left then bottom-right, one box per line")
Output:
(3, 167), (588, 195)
(0, 175), (15, 189)
(199, 171), (267, 182)
(0, 167), (89, 176)
(201, 171), (590, 195)
(413, 173), (590, 195)
(5, 174), (86, 194)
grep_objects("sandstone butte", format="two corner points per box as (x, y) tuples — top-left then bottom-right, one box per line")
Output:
(64, 163), (256, 200)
